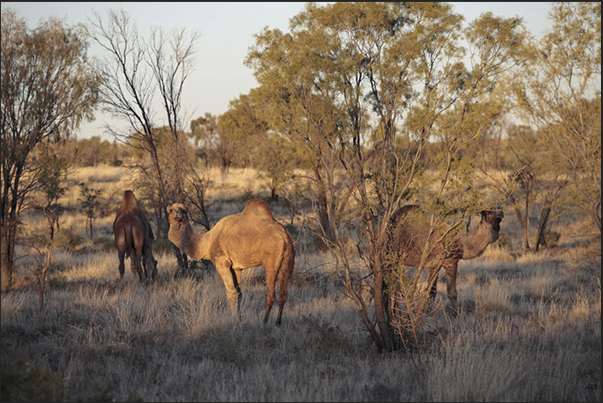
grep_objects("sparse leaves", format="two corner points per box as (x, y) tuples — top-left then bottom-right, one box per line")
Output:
(1, 8), (100, 290)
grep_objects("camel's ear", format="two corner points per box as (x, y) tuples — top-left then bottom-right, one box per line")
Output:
(167, 205), (172, 214)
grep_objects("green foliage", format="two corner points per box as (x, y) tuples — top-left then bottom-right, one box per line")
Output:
(71, 136), (130, 167)
(78, 183), (103, 240)
(1, 342), (66, 402)
(74, 381), (115, 402)
(152, 238), (175, 255)
(241, 1), (534, 352)
(55, 225), (85, 252)
(101, 237), (116, 252)
(516, 2), (601, 233)
(497, 231), (513, 250)
(543, 230), (561, 249)
(1, 8), (100, 290)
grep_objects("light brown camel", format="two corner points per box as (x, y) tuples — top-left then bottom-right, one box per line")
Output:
(167, 199), (295, 325)
(390, 205), (504, 313)
(113, 190), (158, 287)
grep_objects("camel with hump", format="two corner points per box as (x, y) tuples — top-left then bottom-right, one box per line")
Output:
(113, 190), (158, 287)
(167, 199), (295, 325)
(390, 205), (504, 314)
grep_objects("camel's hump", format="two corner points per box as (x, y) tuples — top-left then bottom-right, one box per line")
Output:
(241, 199), (275, 220)
(117, 189), (143, 216)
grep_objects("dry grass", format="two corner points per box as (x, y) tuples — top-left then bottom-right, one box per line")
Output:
(1, 166), (600, 402)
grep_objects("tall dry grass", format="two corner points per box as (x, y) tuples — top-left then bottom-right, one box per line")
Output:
(1, 165), (600, 402)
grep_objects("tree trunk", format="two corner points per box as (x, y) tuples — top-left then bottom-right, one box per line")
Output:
(174, 245), (190, 277)
(1, 218), (17, 291)
(1, 226), (13, 291)
(514, 207), (530, 251)
(371, 249), (395, 352)
(313, 159), (333, 248)
(534, 207), (551, 252)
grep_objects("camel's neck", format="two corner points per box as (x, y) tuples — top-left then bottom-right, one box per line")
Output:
(459, 223), (499, 259)
(169, 220), (212, 260)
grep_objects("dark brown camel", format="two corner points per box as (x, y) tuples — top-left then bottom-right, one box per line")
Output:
(113, 190), (157, 287)
(391, 205), (504, 313)
(167, 199), (295, 325)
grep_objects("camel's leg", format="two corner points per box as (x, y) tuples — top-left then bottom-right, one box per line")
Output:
(263, 266), (278, 325)
(130, 248), (144, 285)
(142, 254), (148, 279)
(142, 245), (157, 285)
(147, 255), (158, 284)
(117, 251), (126, 289)
(445, 260), (459, 315)
(233, 269), (242, 290)
(428, 268), (439, 305)
(214, 257), (241, 318)
(276, 279), (288, 326)
(131, 226), (145, 284)
(275, 250), (293, 326)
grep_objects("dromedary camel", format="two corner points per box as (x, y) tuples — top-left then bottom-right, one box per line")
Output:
(390, 205), (504, 313)
(113, 190), (158, 288)
(167, 199), (295, 325)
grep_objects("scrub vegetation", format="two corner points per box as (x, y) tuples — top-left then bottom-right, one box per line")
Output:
(1, 2), (600, 401)
(1, 165), (600, 402)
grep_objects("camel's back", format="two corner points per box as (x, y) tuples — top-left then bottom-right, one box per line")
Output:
(212, 200), (290, 264)
(241, 199), (275, 220)
(391, 206), (446, 267)
(231, 199), (282, 241)
(224, 202), (284, 241)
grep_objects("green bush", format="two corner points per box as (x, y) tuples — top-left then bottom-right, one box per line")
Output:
(497, 231), (512, 249)
(153, 238), (175, 255)
(544, 230), (561, 248)
(55, 225), (85, 252)
(1, 345), (66, 402)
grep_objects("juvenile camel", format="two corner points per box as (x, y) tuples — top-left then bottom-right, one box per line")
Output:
(167, 199), (295, 325)
(391, 205), (504, 313)
(113, 190), (157, 287)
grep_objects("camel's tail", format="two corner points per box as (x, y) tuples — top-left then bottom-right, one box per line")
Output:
(123, 224), (134, 259)
(280, 232), (295, 282)
(276, 231), (295, 325)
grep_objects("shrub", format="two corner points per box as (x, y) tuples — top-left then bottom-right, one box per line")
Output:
(497, 231), (513, 249)
(1, 345), (66, 402)
(55, 225), (85, 252)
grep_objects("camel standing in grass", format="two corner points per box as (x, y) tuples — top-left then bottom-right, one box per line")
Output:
(167, 199), (295, 325)
(113, 190), (157, 287)
(390, 205), (504, 313)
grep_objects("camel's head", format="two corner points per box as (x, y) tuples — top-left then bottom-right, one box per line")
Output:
(480, 209), (504, 233)
(167, 203), (189, 225)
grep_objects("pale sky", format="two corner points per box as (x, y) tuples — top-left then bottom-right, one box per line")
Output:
(2, 2), (554, 140)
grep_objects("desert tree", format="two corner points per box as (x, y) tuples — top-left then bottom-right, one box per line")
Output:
(27, 142), (69, 306)
(483, 121), (568, 251)
(1, 9), (100, 291)
(245, 2), (529, 352)
(190, 113), (220, 166)
(193, 111), (246, 170)
(245, 2), (444, 350)
(88, 9), (203, 273)
(78, 182), (103, 240)
(219, 90), (297, 201)
(515, 2), (601, 234)
(246, 3), (362, 248)
(149, 24), (202, 204)
(88, 9), (201, 223)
